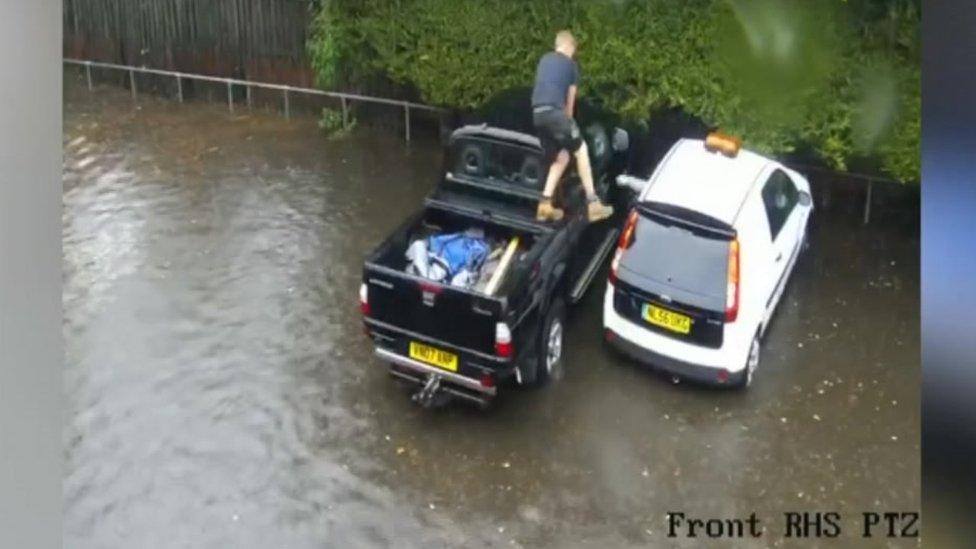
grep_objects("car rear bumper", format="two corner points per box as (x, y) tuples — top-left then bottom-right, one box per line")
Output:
(604, 327), (746, 386)
(602, 285), (748, 386)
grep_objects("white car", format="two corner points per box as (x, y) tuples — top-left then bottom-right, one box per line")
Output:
(603, 133), (813, 388)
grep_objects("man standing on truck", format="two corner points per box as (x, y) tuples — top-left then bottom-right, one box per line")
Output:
(532, 30), (614, 223)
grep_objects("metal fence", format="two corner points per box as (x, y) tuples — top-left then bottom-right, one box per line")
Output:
(789, 163), (898, 225)
(64, 58), (902, 224)
(64, 58), (445, 142)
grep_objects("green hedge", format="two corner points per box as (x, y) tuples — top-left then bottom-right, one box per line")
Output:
(309, 0), (919, 182)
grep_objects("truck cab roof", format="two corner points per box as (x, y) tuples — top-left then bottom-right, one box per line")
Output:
(640, 138), (776, 226)
(450, 124), (542, 151)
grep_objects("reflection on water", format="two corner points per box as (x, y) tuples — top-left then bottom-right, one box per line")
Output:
(63, 76), (919, 548)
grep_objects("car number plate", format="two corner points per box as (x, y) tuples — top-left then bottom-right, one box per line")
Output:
(643, 304), (692, 334)
(409, 341), (458, 372)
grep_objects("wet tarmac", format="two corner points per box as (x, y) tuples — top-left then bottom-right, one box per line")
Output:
(63, 77), (919, 548)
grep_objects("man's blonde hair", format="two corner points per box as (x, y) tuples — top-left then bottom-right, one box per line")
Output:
(554, 30), (576, 50)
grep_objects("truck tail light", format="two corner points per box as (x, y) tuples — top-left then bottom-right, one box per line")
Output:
(609, 209), (639, 285)
(480, 372), (496, 388)
(495, 322), (513, 358)
(359, 283), (370, 316)
(725, 239), (740, 322)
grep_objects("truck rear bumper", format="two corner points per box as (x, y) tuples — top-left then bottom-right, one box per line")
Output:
(375, 348), (496, 406)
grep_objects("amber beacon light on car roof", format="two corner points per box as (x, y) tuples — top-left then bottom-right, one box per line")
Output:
(704, 132), (741, 157)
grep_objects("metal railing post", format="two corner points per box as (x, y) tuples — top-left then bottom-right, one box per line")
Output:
(129, 69), (136, 102)
(283, 89), (290, 119)
(176, 75), (183, 103)
(341, 97), (348, 128)
(404, 104), (411, 142)
(246, 85), (251, 110)
(85, 61), (92, 91)
(227, 81), (234, 113)
(863, 179), (873, 225)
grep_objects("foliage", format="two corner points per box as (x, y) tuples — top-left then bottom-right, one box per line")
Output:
(308, 0), (919, 182)
(307, 0), (354, 88)
(318, 106), (356, 138)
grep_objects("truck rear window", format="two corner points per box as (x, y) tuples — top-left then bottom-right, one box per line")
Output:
(451, 138), (544, 191)
(618, 210), (731, 312)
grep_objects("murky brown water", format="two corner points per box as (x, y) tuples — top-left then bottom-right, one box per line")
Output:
(63, 76), (919, 548)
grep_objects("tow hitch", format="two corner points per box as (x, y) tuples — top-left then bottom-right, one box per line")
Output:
(412, 373), (443, 408)
(395, 369), (491, 409)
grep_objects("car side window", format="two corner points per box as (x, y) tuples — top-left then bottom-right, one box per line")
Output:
(761, 169), (799, 240)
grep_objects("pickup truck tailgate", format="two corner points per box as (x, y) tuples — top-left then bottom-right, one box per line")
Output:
(365, 267), (503, 355)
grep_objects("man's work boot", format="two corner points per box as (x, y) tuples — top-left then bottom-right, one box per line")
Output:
(536, 199), (565, 222)
(587, 199), (614, 222)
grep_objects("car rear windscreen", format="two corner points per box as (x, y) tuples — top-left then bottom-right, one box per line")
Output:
(617, 211), (731, 312)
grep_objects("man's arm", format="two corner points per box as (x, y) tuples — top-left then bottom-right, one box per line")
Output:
(565, 84), (577, 118)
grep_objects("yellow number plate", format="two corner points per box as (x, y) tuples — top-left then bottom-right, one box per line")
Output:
(643, 304), (692, 334)
(409, 341), (458, 372)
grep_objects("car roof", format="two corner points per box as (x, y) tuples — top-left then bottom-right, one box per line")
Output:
(642, 138), (776, 225)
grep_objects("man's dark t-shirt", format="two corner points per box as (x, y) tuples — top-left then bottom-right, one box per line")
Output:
(531, 52), (579, 109)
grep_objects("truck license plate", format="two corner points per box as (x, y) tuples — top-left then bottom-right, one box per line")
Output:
(643, 304), (692, 334)
(409, 341), (458, 372)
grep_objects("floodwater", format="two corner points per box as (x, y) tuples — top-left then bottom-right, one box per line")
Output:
(63, 78), (919, 548)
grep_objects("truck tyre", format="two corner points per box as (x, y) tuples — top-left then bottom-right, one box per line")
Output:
(532, 298), (566, 387)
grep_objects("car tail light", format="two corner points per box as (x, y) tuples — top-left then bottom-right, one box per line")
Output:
(609, 209), (639, 285)
(618, 209), (639, 250)
(717, 369), (730, 383)
(725, 239), (740, 322)
(359, 283), (370, 316)
(495, 322), (513, 358)
(609, 248), (623, 285)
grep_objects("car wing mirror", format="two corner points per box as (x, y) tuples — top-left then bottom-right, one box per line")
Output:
(611, 127), (629, 153)
(798, 190), (813, 207)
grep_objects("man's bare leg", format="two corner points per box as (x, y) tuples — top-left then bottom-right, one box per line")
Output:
(537, 150), (570, 221)
(574, 141), (614, 222)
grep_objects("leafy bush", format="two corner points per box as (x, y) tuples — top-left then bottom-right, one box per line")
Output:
(317, 106), (356, 138)
(308, 0), (919, 182)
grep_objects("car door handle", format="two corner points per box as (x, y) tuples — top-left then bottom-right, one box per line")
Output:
(775, 252), (783, 263)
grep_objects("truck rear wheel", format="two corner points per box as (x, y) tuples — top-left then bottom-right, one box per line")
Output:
(532, 298), (566, 387)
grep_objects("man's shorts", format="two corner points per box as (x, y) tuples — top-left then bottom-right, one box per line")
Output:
(533, 108), (583, 162)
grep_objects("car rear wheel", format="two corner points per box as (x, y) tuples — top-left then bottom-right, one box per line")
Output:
(736, 333), (760, 389)
(532, 299), (566, 387)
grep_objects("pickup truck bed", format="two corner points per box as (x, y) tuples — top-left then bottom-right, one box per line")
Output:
(368, 204), (543, 298)
(365, 201), (548, 352)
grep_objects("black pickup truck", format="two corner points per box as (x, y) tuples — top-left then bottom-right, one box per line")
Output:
(361, 106), (638, 407)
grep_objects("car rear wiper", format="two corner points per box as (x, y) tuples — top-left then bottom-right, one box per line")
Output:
(637, 202), (736, 239)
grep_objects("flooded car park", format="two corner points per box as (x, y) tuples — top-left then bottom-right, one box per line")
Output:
(63, 79), (919, 547)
